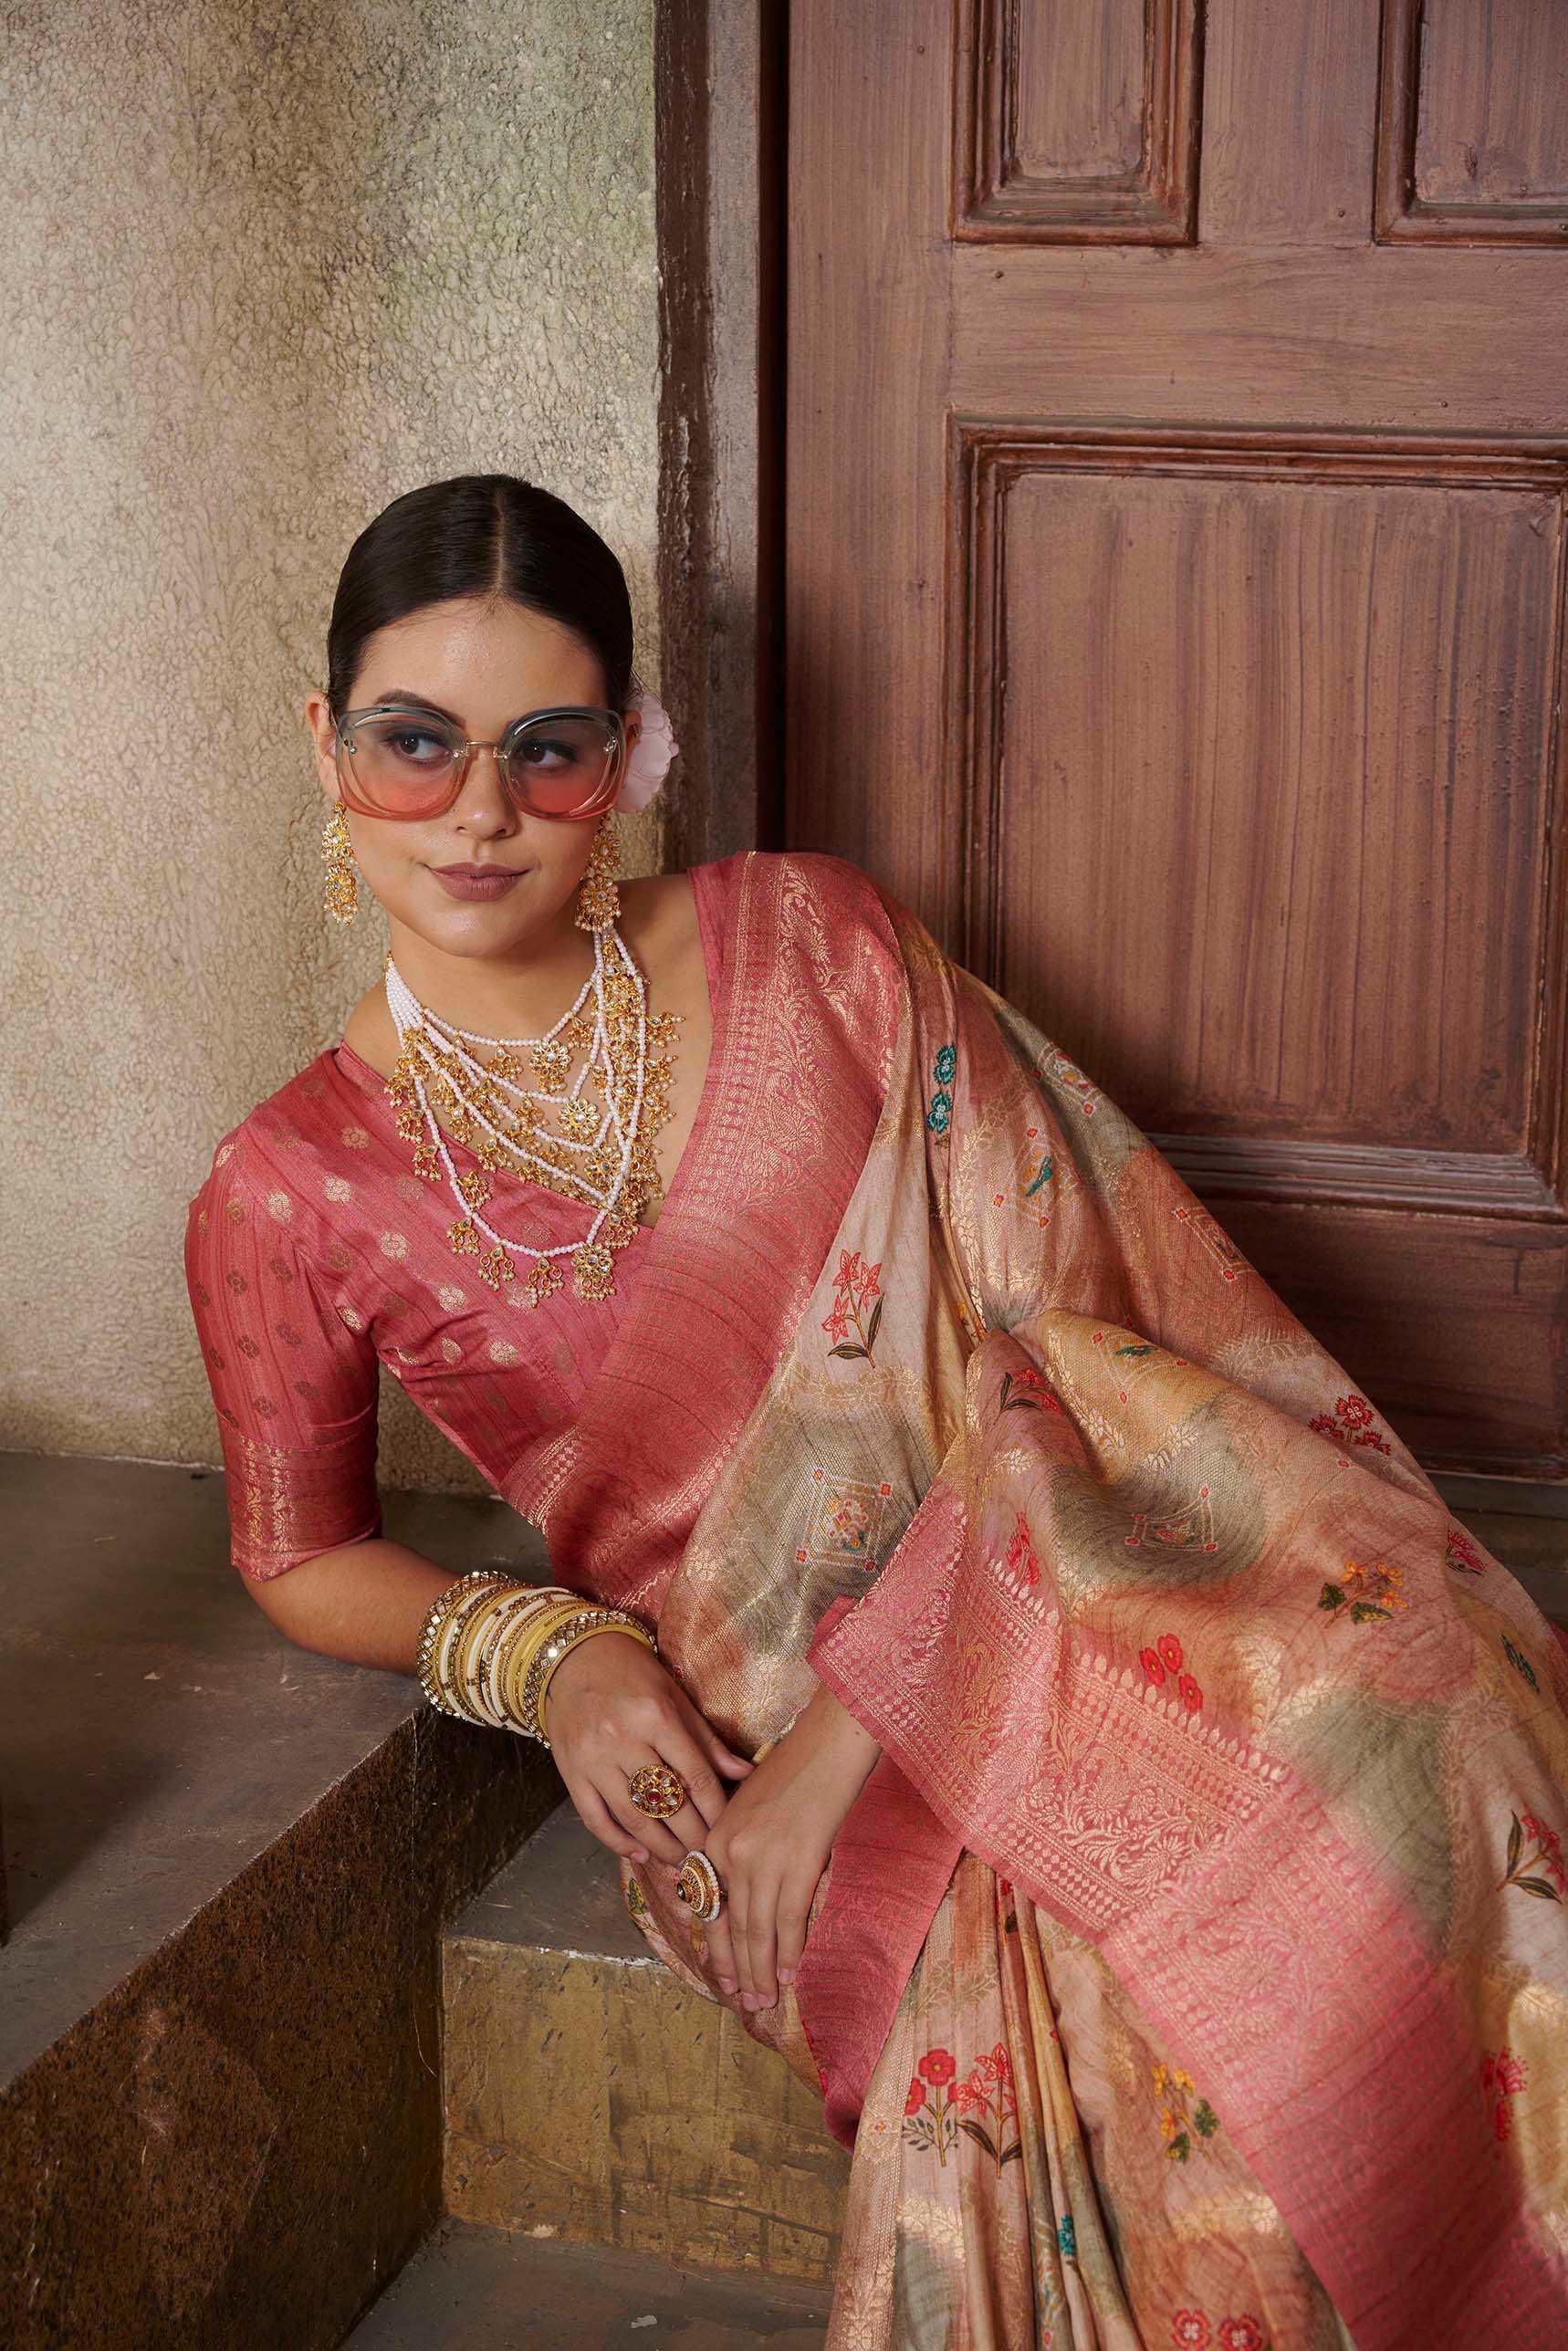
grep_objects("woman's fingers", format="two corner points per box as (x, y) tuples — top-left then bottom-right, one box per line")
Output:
(773, 1886), (811, 1988)
(701, 1906), (739, 1995)
(744, 1877), (781, 2009)
(566, 1772), (653, 1864)
(597, 1768), (691, 1862)
(670, 1688), (753, 1781)
(662, 1711), (743, 1831)
(724, 1869), (755, 2005)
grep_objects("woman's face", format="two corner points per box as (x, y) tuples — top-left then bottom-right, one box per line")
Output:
(305, 594), (640, 962)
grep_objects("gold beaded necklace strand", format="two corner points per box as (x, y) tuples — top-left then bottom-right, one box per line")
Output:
(382, 926), (681, 1306)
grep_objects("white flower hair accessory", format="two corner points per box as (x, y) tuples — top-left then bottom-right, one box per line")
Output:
(618, 668), (679, 811)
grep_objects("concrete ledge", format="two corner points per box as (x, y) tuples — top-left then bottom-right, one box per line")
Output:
(0, 1454), (559, 2351)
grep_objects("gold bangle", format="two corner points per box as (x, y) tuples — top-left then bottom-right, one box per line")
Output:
(453, 1583), (523, 1719)
(504, 1601), (601, 1735)
(491, 1593), (581, 1729)
(482, 1590), (581, 1728)
(455, 1584), (576, 1727)
(416, 1568), (511, 1690)
(531, 1615), (656, 1745)
(440, 1578), (539, 1723)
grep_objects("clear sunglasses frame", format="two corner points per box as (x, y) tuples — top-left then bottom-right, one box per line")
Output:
(332, 701), (628, 822)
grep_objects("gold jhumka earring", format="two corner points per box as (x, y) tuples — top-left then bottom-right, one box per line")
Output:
(573, 815), (621, 933)
(322, 801), (359, 924)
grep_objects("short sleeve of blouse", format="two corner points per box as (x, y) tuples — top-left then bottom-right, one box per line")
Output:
(184, 1127), (382, 1580)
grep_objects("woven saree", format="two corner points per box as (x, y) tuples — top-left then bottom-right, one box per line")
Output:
(601, 858), (1568, 2350)
(188, 847), (1568, 2346)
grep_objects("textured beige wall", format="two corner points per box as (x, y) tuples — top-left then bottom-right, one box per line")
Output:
(3, 0), (660, 1492)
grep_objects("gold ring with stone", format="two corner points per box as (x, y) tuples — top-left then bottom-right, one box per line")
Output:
(674, 1849), (725, 1921)
(627, 1763), (687, 1819)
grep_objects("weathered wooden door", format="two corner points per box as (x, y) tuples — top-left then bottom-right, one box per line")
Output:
(785, 0), (1568, 1480)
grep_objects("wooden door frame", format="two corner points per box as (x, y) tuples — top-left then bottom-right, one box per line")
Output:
(653, 0), (789, 868)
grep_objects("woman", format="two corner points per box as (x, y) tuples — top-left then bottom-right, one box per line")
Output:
(185, 474), (1568, 2349)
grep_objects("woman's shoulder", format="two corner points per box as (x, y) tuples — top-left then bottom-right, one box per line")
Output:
(187, 1048), (348, 1217)
(685, 847), (901, 935)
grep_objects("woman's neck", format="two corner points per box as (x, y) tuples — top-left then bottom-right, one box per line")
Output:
(384, 907), (599, 1040)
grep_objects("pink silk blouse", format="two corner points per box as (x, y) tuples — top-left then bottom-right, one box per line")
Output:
(183, 851), (899, 1591)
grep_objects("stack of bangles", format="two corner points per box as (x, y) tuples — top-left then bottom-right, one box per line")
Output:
(413, 1569), (728, 1923)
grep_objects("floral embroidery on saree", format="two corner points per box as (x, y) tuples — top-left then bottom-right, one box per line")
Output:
(1151, 2058), (1220, 2162)
(1504, 1635), (1542, 1693)
(1309, 1389), (1392, 1456)
(1140, 1632), (1205, 1712)
(1317, 1556), (1408, 1624)
(1446, 1523), (1488, 1575)
(998, 1363), (1062, 1414)
(1172, 2314), (1270, 2351)
(925, 1042), (955, 1137)
(902, 2041), (1022, 2168)
(1003, 1511), (1040, 1585)
(1480, 2047), (1528, 2141)
(1500, 1810), (1565, 1903)
(821, 1248), (883, 1359)
(948, 2041), (1022, 2166)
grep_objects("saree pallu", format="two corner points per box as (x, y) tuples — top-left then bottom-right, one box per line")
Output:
(571, 862), (1568, 2347)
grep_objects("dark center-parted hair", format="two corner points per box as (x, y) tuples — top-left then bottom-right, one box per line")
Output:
(325, 474), (634, 720)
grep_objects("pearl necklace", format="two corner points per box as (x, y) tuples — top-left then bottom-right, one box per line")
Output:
(382, 927), (679, 1306)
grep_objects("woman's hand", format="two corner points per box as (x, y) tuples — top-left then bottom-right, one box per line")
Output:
(700, 1685), (881, 2012)
(542, 1627), (754, 1865)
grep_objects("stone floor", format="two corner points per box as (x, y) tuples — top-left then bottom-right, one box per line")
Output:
(343, 2218), (832, 2349)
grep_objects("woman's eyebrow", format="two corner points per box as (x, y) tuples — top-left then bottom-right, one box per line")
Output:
(369, 689), (465, 723)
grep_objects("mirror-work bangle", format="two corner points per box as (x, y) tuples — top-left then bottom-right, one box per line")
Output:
(416, 1570), (515, 1718)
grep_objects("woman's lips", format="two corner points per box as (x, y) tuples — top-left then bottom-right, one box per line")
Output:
(430, 865), (523, 902)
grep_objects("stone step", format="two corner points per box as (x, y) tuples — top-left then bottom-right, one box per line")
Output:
(0, 1452), (559, 2351)
(440, 1802), (851, 2291)
(342, 2215), (832, 2348)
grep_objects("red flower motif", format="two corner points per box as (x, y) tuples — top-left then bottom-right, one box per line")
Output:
(1521, 1813), (1564, 1879)
(1311, 1393), (1391, 1456)
(857, 1259), (883, 1304)
(1006, 1511), (1040, 1584)
(1140, 1646), (1166, 1686)
(1177, 1673), (1204, 1711)
(821, 1300), (851, 1343)
(835, 1249), (863, 1295)
(1157, 1632), (1184, 1673)
(917, 2047), (956, 2087)
(1218, 2320), (1266, 2351)
(904, 2074), (925, 2117)
(1172, 2316), (1211, 2349)
(1482, 2043), (1528, 2145)
(1446, 1527), (1486, 1575)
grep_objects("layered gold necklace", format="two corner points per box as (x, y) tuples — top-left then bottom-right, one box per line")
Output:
(383, 930), (680, 1307)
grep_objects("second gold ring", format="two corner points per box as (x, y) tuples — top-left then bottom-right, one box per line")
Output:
(675, 1849), (725, 1921)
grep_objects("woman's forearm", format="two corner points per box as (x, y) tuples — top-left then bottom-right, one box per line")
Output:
(240, 1538), (465, 1674)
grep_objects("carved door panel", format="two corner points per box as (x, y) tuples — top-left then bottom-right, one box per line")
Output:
(785, 0), (1568, 1477)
